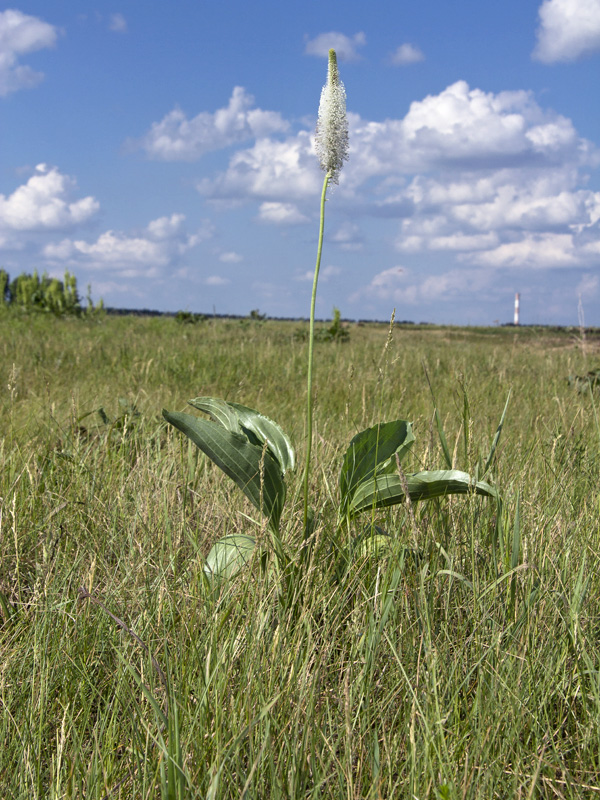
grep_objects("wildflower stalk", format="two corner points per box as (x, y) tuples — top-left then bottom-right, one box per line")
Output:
(303, 172), (330, 531)
(303, 49), (349, 532)
(162, 49), (500, 594)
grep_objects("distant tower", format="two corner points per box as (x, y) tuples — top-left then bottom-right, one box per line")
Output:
(514, 292), (520, 326)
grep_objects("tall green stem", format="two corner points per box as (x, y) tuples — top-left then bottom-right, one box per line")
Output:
(303, 172), (330, 531)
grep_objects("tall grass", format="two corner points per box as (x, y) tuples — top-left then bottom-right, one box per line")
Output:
(2, 313), (600, 798)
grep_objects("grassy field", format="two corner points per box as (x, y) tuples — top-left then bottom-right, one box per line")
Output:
(2, 311), (600, 799)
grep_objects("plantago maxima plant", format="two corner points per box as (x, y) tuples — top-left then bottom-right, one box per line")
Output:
(162, 50), (499, 584)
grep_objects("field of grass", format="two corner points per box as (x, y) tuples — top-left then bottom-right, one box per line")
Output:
(2, 311), (600, 799)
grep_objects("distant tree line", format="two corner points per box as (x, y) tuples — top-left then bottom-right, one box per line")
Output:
(0, 268), (103, 316)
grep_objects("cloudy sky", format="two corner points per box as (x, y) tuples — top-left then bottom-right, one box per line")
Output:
(2, 0), (600, 324)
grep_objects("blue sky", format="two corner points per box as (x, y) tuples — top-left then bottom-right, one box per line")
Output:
(1, 0), (600, 325)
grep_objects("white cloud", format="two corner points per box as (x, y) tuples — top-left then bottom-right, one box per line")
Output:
(576, 273), (599, 297)
(44, 232), (167, 276)
(429, 232), (500, 251)
(351, 265), (496, 308)
(451, 186), (600, 232)
(43, 213), (209, 276)
(533, 0), (600, 62)
(196, 79), (600, 276)
(463, 232), (579, 268)
(136, 87), (289, 161)
(332, 222), (363, 250)
(202, 80), (595, 206)
(353, 266), (406, 295)
(219, 251), (242, 263)
(335, 81), (595, 208)
(0, 164), (99, 231)
(0, 9), (58, 96)
(349, 266), (416, 305)
(257, 201), (309, 224)
(322, 264), (342, 279)
(205, 275), (231, 286)
(297, 264), (342, 282)
(146, 213), (185, 239)
(401, 81), (576, 164)
(108, 13), (127, 33)
(394, 171), (600, 263)
(200, 132), (321, 201)
(304, 31), (366, 61)
(389, 43), (425, 65)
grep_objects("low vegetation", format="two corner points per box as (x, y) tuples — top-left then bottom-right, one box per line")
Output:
(2, 312), (600, 798)
(0, 268), (103, 316)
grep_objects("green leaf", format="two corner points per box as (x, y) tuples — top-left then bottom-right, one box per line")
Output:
(339, 420), (415, 515)
(348, 469), (498, 517)
(204, 535), (256, 581)
(163, 409), (285, 531)
(188, 397), (295, 474)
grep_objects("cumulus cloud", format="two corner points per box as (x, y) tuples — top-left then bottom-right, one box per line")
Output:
(453, 185), (600, 232)
(304, 31), (366, 61)
(395, 167), (600, 260)
(349, 267), (416, 306)
(428, 232), (500, 251)
(332, 222), (363, 250)
(257, 201), (309, 224)
(297, 264), (342, 282)
(136, 87), (289, 161)
(400, 81), (581, 166)
(196, 78), (599, 278)
(0, 9), (58, 96)
(463, 232), (579, 268)
(389, 43), (425, 65)
(0, 164), (99, 231)
(218, 251), (242, 263)
(576, 273), (599, 297)
(108, 13), (127, 33)
(533, 0), (600, 62)
(205, 275), (230, 286)
(43, 213), (210, 276)
(203, 80), (592, 203)
(200, 132), (321, 201)
(351, 265), (496, 309)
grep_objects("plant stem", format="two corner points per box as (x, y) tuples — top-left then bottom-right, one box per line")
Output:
(303, 172), (330, 531)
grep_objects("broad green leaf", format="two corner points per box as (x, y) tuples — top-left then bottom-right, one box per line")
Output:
(163, 409), (285, 531)
(339, 421), (415, 515)
(188, 397), (295, 474)
(187, 397), (242, 432)
(204, 535), (256, 580)
(348, 469), (498, 517)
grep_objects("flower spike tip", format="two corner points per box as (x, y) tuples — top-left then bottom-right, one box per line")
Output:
(315, 49), (349, 185)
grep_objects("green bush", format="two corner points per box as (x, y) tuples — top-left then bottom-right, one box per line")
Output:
(315, 306), (350, 342)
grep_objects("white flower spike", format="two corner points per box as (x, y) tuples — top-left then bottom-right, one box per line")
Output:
(315, 49), (349, 185)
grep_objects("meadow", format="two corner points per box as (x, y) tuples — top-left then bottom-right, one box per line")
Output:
(1, 311), (600, 799)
